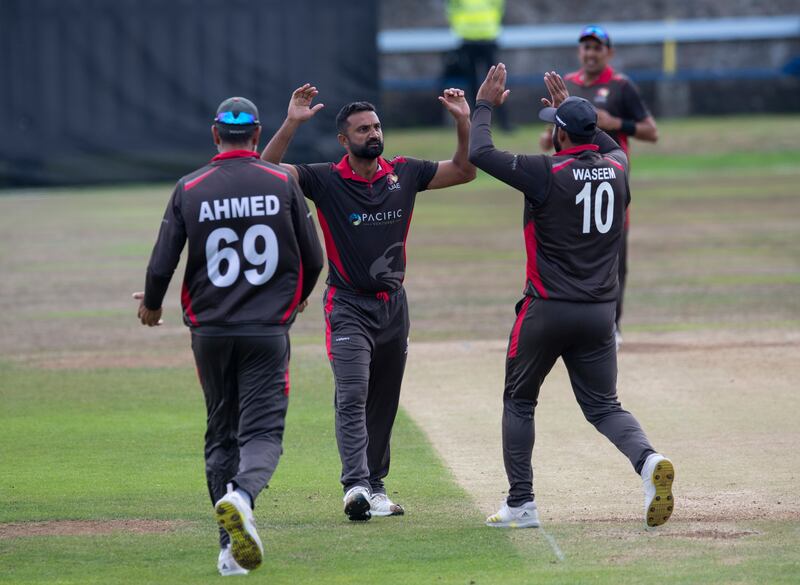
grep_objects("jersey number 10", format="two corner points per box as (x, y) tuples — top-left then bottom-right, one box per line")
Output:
(206, 225), (278, 287)
(575, 181), (615, 234)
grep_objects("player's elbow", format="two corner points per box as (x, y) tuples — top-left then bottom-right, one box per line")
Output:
(642, 120), (659, 143)
(468, 147), (489, 168)
(460, 164), (477, 183)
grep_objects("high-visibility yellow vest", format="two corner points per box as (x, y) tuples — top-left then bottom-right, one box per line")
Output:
(448, 0), (504, 41)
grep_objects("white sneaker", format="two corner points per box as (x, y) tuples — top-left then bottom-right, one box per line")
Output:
(485, 500), (540, 528)
(343, 486), (371, 521)
(641, 453), (675, 527)
(214, 489), (263, 571)
(217, 545), (249, 576)
(369, 493), (405, 517)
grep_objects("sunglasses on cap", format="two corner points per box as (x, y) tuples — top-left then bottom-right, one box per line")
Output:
(579, 25), (611, 46)
(215, 111), (258, 125)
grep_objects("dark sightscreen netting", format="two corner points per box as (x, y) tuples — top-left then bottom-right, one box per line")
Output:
(1, 0), (378, 187)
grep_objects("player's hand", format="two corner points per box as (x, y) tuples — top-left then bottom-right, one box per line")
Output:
(595, 108), (618, 131)
(287, 83), (324, 123)
(297, 299), (309, 313)
(132, 291), (163, 327)
(538, 129), (554, 151)
(476, 63), (511, 107)
(541, 71), (569, 109)
(438, 88), (470, 121)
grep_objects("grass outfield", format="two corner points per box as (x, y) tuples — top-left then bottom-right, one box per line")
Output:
(3, 359), (797, 585)
(1, 115), (799, 583)
(0, 359), (529, 584)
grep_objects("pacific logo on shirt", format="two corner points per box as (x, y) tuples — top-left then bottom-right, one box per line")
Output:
(348, 207), (404, 227)
(594, 87), (610, 105)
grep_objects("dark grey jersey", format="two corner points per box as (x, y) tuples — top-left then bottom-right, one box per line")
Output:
(144, 150), (323, 331)
(469, 101), (630, 302)
(296, 155), (437, 293)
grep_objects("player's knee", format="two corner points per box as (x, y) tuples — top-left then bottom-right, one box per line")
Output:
(503, 395), (537, 418)
(580, 401), (622, 425)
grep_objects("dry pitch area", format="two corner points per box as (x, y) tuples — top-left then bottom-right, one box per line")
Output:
(1, 116), (799, 565)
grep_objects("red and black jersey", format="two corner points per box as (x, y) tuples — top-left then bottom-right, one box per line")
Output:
(470, 101), (630, 302)
(296, 155), (438, 293)
(564, 66), (651, 156)
(143, 150), (324, 333)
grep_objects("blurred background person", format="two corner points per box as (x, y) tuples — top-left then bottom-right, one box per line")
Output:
(540, 24), (658, 346)
(446, 0), (513, 130)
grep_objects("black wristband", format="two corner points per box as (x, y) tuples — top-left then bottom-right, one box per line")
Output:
(620, 119), (637, 135)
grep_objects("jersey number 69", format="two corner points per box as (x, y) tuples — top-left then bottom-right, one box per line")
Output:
(206, 225), (278, 287)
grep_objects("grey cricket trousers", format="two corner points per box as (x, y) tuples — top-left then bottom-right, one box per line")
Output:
(323, 286), (410, 494)
(502, 297), (655, 507)
(191, 332), (290, 546)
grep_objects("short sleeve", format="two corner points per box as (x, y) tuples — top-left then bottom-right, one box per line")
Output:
(394, 157), (438, 192)
(294, 163), (330, 202)
(621, 80), (651, 122)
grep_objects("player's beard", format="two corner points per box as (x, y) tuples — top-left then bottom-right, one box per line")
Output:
(350, 139), (384, 160)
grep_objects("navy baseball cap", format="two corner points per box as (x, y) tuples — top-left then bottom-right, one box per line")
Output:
(579, 24), (611, 47)
(538, 96), (598, 137)
(214, 97), (260, 127)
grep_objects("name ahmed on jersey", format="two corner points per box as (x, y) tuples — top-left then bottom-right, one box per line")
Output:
(198, 195), (280, 222)
(572, 167), (617, 181)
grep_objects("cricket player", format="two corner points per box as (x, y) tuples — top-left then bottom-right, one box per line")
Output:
(135, 97), (323, 574)
(540, 25), (659, 346)
(261, 84), (476, 521)
(469, 65), (674, 529)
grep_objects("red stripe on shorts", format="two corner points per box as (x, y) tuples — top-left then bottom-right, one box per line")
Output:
(324, 286), (337, 360)
(508, 296), (533, 359)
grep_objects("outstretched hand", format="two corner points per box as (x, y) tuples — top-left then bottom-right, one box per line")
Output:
(287, 83), (324, 123)
(438, 88), (470, 121)
(132, 291), (163, 327)
(541, 71), (569, 109)
(476, 63), (511, 107)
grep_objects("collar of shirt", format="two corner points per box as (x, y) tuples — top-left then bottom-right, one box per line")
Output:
(211, 150), (260, 162)
(573, 65), (615, 87)
(334, 154), (395, 184)
(554, 144), (600, 157)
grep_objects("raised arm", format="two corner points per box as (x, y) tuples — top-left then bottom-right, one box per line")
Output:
(469, 64), (550, 199)
(261, 84), (325, 181)
(425, 88), (477, 190)
(469, 64), (519, 185)
(541, 71), (627, 160)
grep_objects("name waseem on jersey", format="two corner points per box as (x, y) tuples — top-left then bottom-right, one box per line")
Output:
(198, 195), (280, 222)
(572, 166), (617, 181)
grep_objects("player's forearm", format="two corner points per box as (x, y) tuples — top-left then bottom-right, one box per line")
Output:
(468, 101), (497, 165)
(261, 118), (301, 164)
(143, 197), (186, 310)
(469, 101), (532, 191)
(143, 269), (172, 310)
(451, 116), (477, 180)
(300, 252), (323, 304)
(633, 117), (658, 142)
(608, 115), (658, 143)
